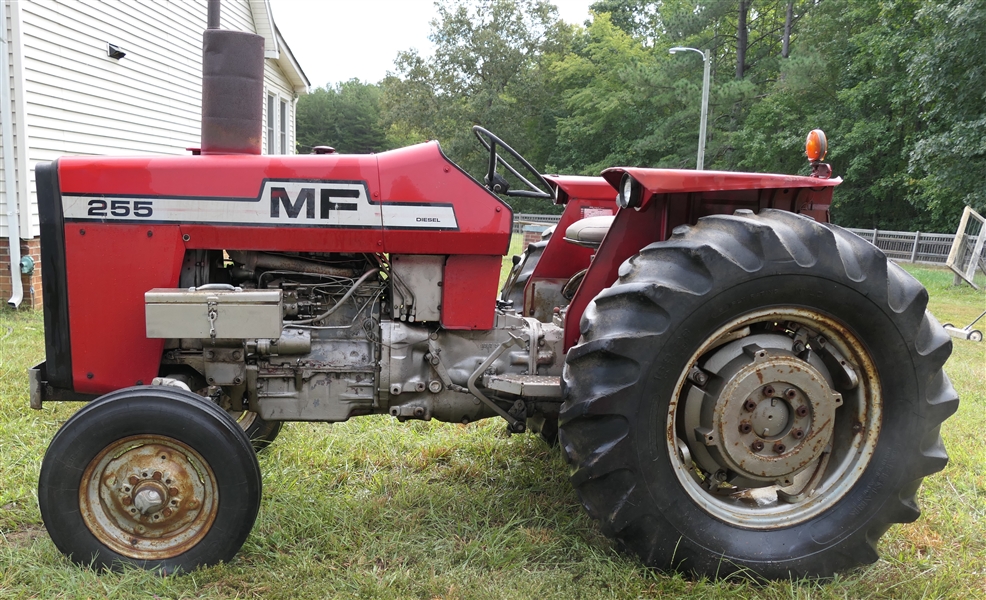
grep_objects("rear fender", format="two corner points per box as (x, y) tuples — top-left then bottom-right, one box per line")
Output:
(562, 167), (841, 350)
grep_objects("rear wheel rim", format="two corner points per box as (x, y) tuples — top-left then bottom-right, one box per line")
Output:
(667, 307), (882, 529)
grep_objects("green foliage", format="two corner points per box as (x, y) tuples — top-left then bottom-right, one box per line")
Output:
(295, 0), (986, 230)
(908, 0), (986, 224)
(732, 0), (933, 230)
(380, 0), (575, 214)
(295, 80), (389, 154)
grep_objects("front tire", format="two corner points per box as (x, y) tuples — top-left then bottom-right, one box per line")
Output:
(560, 210), (958, 579)
(38, 386), (261, 572)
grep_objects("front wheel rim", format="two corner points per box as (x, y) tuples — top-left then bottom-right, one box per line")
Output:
(667, 308), (882, 529)
(80, 435), (219, 560)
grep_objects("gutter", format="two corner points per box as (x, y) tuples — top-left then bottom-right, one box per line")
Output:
(1, 0), (23, 308)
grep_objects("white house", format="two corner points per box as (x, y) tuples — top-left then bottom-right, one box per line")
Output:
(0, 0), (309, 309)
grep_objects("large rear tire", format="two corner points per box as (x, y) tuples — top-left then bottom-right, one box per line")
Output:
(560, 210), (958, 579)
(38, 386), (261, 572)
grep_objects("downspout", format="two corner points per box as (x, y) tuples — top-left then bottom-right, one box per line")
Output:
(1, 0), (23, 308)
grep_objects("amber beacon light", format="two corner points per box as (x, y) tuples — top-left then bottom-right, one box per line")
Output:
(805, 129), (828, 162)
(805, 129), (831, 178)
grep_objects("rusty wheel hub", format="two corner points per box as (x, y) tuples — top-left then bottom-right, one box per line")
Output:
(669, 309), (881, 528)
(80, 435), (218, 560)
(701, 345), (842, 484)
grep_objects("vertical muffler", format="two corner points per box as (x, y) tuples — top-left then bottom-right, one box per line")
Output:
(200, 0), (265, 155)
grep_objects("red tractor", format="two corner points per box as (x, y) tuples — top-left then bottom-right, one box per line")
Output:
(30, 17), (957, 580)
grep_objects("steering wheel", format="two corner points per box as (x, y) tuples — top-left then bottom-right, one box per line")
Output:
(472, 126), (553, 199)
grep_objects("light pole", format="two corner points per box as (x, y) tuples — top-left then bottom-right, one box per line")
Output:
(669, 47), (710, 170)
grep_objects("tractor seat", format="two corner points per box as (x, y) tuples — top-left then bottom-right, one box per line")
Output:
(563, 215), (615, 248)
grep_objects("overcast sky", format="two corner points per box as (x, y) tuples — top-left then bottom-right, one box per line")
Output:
(269, 0), (596, 89)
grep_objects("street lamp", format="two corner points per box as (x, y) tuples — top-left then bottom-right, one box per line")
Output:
(669, 47), (710, 170)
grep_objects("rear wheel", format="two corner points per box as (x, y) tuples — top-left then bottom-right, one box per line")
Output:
(229, 410), (282, 451)
(560, 210), (958, 579)
(158, 371), (281, 452)
(39, 386), (261, 572)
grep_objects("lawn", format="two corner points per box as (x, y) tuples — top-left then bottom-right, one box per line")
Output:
(0, 260), (984, 599)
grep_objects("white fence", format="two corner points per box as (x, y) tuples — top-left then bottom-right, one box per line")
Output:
(512, 214), (967, 265)
(845, 228), (960, 265)
(513, 214), (562, 233)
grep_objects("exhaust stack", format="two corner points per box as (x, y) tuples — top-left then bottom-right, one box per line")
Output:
(200, 0), (265, 155)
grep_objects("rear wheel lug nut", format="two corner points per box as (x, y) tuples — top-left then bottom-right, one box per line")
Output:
(738, 422), (752, 434)
(743, 399), (758, 412)
(762, 385), (775, 397)
(751, 440), (765, 452)
(784, 388), (797, 400)
(773, 441), (787, 454)
(792, 428), (805, 439)
(795, 405), (809, 418)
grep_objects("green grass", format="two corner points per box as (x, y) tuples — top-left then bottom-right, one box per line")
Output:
(499, 233), (526, 287)
(1, 263), (984, 599)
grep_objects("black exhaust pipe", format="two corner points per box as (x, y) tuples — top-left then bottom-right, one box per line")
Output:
(200, 0), (265, 155)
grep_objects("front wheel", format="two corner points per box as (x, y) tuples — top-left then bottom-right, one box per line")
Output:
(38, 386), (261, 572)
(560, 210), (958, 579)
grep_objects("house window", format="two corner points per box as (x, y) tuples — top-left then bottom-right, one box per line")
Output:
(265, 94), (291, 155)
(279, 99), (288, 154)
(266, 94), (276, 154)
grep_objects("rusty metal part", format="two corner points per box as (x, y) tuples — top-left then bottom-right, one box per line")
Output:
(697, 343), (839, 482)
(466, 333), (527, 432)
(688, 366), (709, 387)
(79, 435), (218, 560)
(670, 307), (882, 529)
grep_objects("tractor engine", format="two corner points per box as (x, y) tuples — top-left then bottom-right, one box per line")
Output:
(152, 249), (564, 429)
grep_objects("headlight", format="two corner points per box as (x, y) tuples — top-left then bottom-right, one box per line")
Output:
(617, 173), (641, 209)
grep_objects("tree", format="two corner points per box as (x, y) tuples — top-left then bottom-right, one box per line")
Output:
(549, 14), (648, 173)
(732, 0), (935, 230)
(295, 81), (389, 155)
(908, 0), (986, 227)
(381, 0), (573, 212)
(588, 0), (659, 39)
(375, 0), (980, 227)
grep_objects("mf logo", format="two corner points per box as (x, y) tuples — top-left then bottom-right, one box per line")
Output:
(270, 186), (362, 219)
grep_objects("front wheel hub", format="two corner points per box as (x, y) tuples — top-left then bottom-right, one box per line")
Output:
(80, 435), (218, 560)
(697, 343), (841, 483)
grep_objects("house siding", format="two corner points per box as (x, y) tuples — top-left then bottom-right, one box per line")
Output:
(0, 0), (302, 239)
(0, 4), (8, 237)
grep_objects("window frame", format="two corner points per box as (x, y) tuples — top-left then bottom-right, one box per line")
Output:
(279, 98), (288, 155)
(266, 93), (277, 154)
